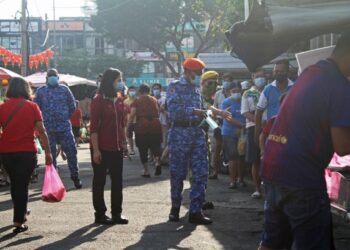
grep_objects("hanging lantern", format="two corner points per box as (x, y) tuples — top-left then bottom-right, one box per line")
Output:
(3, 57), (9, 67)
(18, 56), (22, 65)
(33, 60), (39, 69)
(5, 50), (11, 58)
(29, 60), (34, 70)
(47, 50), (55, 58)
(0, 47), (5, 56)
(44, 56), (49, 65)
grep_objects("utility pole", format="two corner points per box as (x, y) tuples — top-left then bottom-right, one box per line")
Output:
(53, 0), (57, 68)
(21, 0), (28, 76)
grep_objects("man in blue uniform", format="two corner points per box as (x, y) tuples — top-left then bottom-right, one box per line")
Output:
(166, 58), (212, 225)
(35, 69), (82, 189)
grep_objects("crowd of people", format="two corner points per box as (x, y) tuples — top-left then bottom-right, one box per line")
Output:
(0, 30), (349, 249)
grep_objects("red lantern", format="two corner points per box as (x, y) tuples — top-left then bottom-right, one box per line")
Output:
(47, 50), (55, 58)
(3, 57), (9, 67)
(33, 60), (39, 69)
(18, 56), (22, 65)
(29, 60), (34, 70)
(0, 47), (5, 56)
(44, 56), (49, 64)
(5, 50), (11, 58)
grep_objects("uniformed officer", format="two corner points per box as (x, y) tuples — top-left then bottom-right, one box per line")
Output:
(166, 58), (212, 225)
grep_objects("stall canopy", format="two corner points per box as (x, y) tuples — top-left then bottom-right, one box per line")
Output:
(0, 67), (22, 80)
(25, 72), (97, 100)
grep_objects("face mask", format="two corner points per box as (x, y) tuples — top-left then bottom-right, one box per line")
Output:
(114, 80), (125, 92)
(128, 91), (136, 97)
(275, 73), (288, 83)
(47, 76), (59, 87)
(153, 89), (161, 97)
(231, 93), (241, 101)
(254, 77), (266, 88)
(192, 75), (201, 86)
(222, 81), (231, 90)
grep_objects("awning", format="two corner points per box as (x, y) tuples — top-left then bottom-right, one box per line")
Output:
(0, 67), (22, 80)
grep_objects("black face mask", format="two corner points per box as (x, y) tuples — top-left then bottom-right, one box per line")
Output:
(275, 73), (288, 83)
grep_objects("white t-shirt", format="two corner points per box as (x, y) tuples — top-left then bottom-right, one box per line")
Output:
(241, 86), (261, 128)
(157, 96), (167, 126)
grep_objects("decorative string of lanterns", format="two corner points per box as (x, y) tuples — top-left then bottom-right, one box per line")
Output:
(0, 47), (55, 70)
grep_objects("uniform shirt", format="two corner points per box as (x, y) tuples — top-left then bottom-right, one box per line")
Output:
(221, 97), (245, 138)
(261, 59), (350, 190)
(70, 108), (82, 127)
(257, 79), (294, 119)
(241, 86), (261, 128)
(90, 94), (127, 152)
(166, 76), (202, 123)
(0, 98), (42, 152)
(35, 84), (76, 132)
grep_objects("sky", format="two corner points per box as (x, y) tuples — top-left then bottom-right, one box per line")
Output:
(0, 0), (95, 20)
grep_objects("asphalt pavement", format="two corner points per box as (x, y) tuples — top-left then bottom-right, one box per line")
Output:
(0, 143), (349, 250)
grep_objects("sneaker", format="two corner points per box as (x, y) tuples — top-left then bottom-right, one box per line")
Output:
(71, 177), (82, 189)
(251, 191), (262, 199)
(228, 182), (237, 189)
(168, 207), (180, 222)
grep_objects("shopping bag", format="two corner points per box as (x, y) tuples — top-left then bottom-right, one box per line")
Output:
(42, 164), (66, 202)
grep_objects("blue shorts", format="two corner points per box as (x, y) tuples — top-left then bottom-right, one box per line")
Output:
(261, 182), (335, 250)
(222, 136), (239, 161)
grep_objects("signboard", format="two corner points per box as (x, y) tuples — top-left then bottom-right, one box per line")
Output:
(126, 77), (175, 87)
(45, 21), (84, 31)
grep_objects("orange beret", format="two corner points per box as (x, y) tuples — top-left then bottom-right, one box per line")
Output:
(183, 58), (206, 71)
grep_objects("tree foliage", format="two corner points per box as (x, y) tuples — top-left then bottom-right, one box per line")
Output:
(92, 0), (244, 76)
(55, 50), (144, 79)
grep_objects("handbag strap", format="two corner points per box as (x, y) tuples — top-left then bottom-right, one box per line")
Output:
(2, 99), (27, 129)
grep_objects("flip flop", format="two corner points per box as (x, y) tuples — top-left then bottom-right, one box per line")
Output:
(13, 225), (28, 234)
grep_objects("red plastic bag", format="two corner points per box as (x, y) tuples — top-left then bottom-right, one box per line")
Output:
(42, 164), (66, 202)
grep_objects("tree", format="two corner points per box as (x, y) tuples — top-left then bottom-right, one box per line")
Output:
(55, 50), (144, 79)
(92, 0), (244, 76)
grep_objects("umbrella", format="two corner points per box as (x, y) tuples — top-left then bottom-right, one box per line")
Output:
(225, 0), (350, 71)
(0, 67), (22, 80)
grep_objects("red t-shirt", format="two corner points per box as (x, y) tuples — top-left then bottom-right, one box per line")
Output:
(70, 108), (82, 127)
(0, 98), (43, 153)
(90, 94), (127, 152)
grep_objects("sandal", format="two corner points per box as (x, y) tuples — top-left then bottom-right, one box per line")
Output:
(13, 224), (28, 233)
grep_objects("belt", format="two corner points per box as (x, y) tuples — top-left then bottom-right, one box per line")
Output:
(172, 121), (201, 127)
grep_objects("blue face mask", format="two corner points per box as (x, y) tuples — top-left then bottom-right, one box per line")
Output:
(128, 91), (136, 97)
(231, 93), (241, 101)
(254, 77), (267, 88)
(114, 80), (125, 92)
(192, 75), (201, 86)
(47, 76), (59, 87)
(153, 89), (161, 97)
(223, 81), (231, 90)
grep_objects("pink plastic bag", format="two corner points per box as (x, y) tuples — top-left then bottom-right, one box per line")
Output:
(42, 164), (66, 202)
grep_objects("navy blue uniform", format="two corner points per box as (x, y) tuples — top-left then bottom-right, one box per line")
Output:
(166, 76), (208, 214)
(35, 84), (79, 178)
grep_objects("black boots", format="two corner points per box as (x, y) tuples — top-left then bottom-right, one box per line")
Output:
(188, 212), (212, 225)
(168, 207), (180, 222)
(71, 176), (82, 189)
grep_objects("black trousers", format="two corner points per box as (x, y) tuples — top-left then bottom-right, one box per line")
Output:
(2, 152), (37, 224)
(135, 133), (162, 164)
(91, 149), (123, 217)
